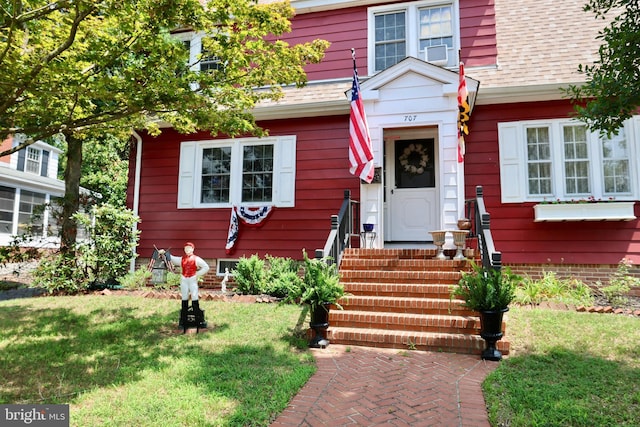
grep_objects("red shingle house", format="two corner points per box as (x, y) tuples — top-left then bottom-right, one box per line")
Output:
(128, 0), (640, 284)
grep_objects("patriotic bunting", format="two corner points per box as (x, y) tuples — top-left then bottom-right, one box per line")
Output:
(225, 205), (275, 254)
(237, 205), (274, 227)
(225, 207), (239, 254)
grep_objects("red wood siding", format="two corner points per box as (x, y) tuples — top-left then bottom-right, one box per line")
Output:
(279, 1), (497, 81)
(464, 100), (640, 265)
(460, 0), (498, 67)
(130, 116), (359, 261)
(285, 6), (368, 80)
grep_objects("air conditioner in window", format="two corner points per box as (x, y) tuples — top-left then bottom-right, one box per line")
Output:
(424, 45), (448, 66)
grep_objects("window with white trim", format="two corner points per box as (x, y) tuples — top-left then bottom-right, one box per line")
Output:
(17, 190), (46, 236)
(25, 147), (42, 174)
(0, 186), (15, 234)
(498, 117), (639, 203)
(369, 1), (458, 72)
(175, 32), (222, 73)
(177, 136), (296, 209)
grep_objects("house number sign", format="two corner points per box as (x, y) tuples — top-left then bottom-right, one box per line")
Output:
(403, 115), (418, 122)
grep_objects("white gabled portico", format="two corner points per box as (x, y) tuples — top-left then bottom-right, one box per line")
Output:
(357, 57), (478, 248)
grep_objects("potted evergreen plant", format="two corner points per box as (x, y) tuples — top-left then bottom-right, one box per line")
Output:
(451, 262), (521, 361)
(284, 250), (345, 348)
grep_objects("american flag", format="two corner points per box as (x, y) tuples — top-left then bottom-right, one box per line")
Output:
(457, 62), (470, 163)
(349, 59), (374, 183)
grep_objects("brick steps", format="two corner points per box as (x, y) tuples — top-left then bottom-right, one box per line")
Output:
(336, 295), (474, 316)
(327, 327), (509, 355)
(327, 248), (510, 356)
(330, 310), (480, 335)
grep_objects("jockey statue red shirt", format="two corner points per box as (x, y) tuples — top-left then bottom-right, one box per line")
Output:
(181, 254), (198, 278)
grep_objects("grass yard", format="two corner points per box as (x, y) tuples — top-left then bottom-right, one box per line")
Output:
(2, 294), (640, 426)
(484, 306), (640, 427)
(0, 295), (315, 426)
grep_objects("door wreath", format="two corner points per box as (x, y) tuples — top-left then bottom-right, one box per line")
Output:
(399, 143), (429, 175)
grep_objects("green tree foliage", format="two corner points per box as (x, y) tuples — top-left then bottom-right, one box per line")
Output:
(34, 204), (140, 293)
(567, 0), (640, 135)
(1, 0), (329, 251)
(58, 133), (130, 207)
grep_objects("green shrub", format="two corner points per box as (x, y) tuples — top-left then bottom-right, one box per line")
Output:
(599, 258), (640, 307)
(33, 252), (92, 294)
(33, 204), (140, 294)
(266, 270), (303, 298)
(513, 271), (594, 307)
(452, 262), (520, 311)
(265, 255), (302, 298)
(281, 250), (344, 311)
(118, 267), (152, 290)
(75, 204), (140, 286)
(166, 271), (182, 287)
(233, 254), (267, 295)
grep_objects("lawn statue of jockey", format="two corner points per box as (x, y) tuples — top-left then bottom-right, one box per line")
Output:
(158, 242), (209, 333)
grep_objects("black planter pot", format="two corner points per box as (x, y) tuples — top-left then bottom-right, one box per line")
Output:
(479, 308), (508, 361)
(309, 304), (330, 348)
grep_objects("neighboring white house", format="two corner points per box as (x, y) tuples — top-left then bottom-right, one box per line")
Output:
(0, 135), (65, 247)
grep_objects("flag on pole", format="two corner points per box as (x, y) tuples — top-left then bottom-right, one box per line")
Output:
(457, 62), (470, 163)
(349, 49), (374, 183)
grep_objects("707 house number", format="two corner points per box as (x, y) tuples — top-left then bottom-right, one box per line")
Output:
(404, 115), (418, 122)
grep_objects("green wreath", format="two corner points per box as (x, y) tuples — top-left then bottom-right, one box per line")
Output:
(399, 143), (429, 175)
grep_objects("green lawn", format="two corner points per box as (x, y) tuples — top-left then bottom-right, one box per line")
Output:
(484, 306), (640, 427)
(0, 295), (315, 426)
(2, 295), (639, 426)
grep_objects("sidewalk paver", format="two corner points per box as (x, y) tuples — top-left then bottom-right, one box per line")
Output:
(272, 345), (498, 427)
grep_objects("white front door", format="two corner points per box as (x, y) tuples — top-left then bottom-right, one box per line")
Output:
(385, 138), (439, 242)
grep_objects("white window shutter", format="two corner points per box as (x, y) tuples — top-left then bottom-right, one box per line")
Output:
(273, 136), (296, 207)
(498, 123), (525, 203)
(177, 142), (197, 208)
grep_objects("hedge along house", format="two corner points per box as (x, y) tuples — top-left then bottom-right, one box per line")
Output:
(128, 0), (640, 284)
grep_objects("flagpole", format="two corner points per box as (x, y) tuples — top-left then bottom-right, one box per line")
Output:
(351, 48), (357, 74)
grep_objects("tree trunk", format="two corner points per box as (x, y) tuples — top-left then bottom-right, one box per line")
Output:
(61, 132), (83, 255)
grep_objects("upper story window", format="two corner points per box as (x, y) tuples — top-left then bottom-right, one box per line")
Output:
(176, 32), (222, 73)
(26, 147), (42, 174)
(177, 136), (296, 209)
(498, 117), (639, 203)
(370, 1), (458, 73)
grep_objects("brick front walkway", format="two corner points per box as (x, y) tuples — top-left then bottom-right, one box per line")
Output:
(271, 345), (498, 427)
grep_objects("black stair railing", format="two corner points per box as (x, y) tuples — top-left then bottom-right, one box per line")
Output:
(466, 186), (502, 272)
(315, 190), (359, 265)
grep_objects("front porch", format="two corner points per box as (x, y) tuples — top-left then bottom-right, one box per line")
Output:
(318, 186), (506, 355)
(327, 247), (510, 356)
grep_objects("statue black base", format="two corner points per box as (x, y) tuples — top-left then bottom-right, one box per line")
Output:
(179, 302), (207, 333)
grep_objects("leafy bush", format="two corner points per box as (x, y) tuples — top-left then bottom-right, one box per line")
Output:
(599, 258), (640, 307)
(282, 250), (344, 311)
(33, 204), (140, 293)
(267, 270), (303, 298)
(452, 262), (520, 311)
(33, 252), (92, 293)
(233, 254), (267, 295)
(118, 267), (152, 290)
(166, 271), (182, 287)
(265, 255), (302, 298)
(514, 271), (594, 307)
(75, 204), (140, 286)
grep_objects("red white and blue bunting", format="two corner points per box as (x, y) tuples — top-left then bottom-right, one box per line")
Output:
(237, 205), (274, 227)
(225, 207), (239, 255)
(225, 205), (274, 254)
